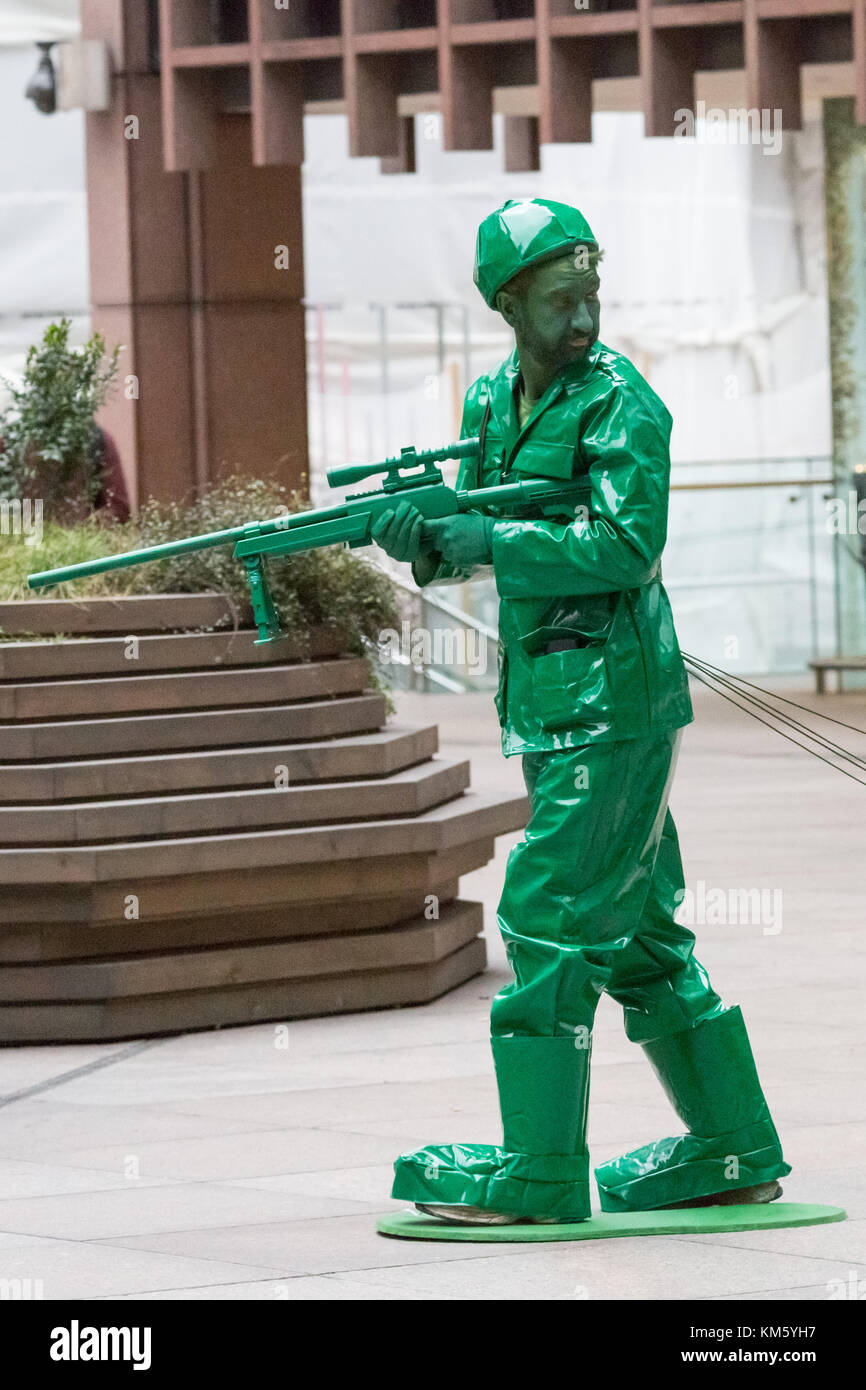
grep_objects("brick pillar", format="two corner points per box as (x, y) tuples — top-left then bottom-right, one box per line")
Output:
(81, 1), (308, 508)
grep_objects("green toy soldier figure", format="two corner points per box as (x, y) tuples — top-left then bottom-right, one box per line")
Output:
(372, 198), (791, 1226)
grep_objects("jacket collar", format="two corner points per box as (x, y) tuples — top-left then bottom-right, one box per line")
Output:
(488, 343), (602, 467)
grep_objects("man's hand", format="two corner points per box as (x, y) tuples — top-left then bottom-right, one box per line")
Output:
(423, 513), (495, 567)
(371, 500), (427, 562)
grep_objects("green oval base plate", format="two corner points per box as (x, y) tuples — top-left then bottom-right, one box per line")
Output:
(377, 1203), (847, 1242)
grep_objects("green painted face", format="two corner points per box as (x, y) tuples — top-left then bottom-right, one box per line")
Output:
(500, 250), (601, 383)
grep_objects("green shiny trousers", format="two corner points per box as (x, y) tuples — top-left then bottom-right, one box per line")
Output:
(392, 731), (790, 1219)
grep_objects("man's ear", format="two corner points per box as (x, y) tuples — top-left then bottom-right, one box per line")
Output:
(496, 289), (519, 329)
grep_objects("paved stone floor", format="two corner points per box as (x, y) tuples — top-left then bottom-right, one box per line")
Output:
(0, 681), (864, 1300)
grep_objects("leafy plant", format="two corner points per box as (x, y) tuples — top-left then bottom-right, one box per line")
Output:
(2, 474), (401, 669)
(0, 318), (120, 516)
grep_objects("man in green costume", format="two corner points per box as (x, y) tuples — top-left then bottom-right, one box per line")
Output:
(372, 198), (791, 1225)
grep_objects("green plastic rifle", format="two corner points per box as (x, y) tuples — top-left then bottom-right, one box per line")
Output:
(27, 438), (590, 644)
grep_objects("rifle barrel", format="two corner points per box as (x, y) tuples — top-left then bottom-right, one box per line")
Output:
(27, 520), (272, 590)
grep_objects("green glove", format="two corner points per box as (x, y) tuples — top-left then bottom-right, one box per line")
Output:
(423, 513), (495, 567)
(370, 500), (428, 562)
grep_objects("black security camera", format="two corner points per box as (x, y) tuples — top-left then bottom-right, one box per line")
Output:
(25, 42), (57, 115)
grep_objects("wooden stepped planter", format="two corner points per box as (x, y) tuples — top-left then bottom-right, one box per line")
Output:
(0, 596), (528, 1043)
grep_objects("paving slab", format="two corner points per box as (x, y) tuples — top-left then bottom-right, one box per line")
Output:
(50, 1039), (498, 1107)
(0, 1180), (371, 1240)
(294, 1235), (863, 1302)
(0, 1157), (174, 1201)
(96, 1210), (543, 1276)
(58, 1126), (427, 1183)
(0, 1043), (131, 1095)
(671, 1216), (866, 1265)
(714, 1283), (858, 1300)
(111, 1273), (432, 1301)
(0, 1099), (281, 1160)
(0, 1236), (286, 1300)
(159, 1075), (496, 1129)
(224, 1163), (400, 1205)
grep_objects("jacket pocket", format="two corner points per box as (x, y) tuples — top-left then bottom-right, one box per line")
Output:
(530, 643), (612, 731)
(518, 593), (621, 658)
(511, 439), (576, 481)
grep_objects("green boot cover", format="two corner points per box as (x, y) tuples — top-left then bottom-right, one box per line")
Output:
(392, 1036), (592, 1220)
(595, 1006), (791, 1212)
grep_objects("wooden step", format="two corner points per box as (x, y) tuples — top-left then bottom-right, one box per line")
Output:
(0, 724), (438, 801)
(0, 591), (516, 1040)
(0, 838), (491, 928)
(0, 692), (386, 759)
(0, 790), (528, 882)
(0, 627), (344, 679)
(0, 594), (237, 635)
(0, 656), (369, 720)
(0, 759), (471, 843)
(0, 937), (487, 1042)
(0, 881), (462, 961)
(0, 899), (482, 1002)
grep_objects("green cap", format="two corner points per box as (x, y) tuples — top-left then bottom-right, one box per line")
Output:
(473, 198), (597, 308)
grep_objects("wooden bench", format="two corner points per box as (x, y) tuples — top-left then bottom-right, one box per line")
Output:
(809, 656), (866, 694)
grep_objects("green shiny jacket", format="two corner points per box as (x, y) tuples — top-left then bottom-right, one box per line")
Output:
(412, 342), (693, 756)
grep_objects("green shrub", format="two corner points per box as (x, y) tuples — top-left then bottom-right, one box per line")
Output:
(0, 319), (120, 517)
(3, 474), (401, 665)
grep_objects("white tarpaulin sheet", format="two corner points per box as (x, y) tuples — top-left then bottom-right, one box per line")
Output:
(302, 109), (831, 467)
(0, 43), (88, 397)
(0, 0), (80, 46)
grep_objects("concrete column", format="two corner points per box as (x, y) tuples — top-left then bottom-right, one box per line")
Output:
(81, 0), (308, 508)
(823, 96), (866, 665)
